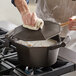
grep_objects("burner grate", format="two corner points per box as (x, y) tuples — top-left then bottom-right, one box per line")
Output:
(0, 56), (76, 76)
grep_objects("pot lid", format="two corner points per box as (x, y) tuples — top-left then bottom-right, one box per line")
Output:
(6, 21), (60, 41)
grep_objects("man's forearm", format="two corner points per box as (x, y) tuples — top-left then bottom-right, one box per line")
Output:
(14, 0), (29, 14)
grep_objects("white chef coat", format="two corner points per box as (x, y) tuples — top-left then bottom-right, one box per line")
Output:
(36, 0), (76, 37)
(36, 0), (76, 23)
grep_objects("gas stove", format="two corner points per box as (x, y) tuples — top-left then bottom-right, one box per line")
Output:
(0, 28), (76, 76)
(0, 56), (76, 76)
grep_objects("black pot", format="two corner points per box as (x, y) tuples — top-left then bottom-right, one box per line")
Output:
(5, 21), (66, 67)
(8, 35), (66, 67)
(16, 44), (59, 67)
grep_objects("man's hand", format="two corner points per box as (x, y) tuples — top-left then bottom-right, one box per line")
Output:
(14, 0), (37, 26)
(68, 20), (76, 30)
(21, 12), (37, 26)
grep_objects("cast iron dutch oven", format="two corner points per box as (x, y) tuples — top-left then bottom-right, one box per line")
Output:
(6, 21), (67, 67)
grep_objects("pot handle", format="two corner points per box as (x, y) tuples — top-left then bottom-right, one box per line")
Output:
(48, 42), (66, 50)
(48, 36), (71, 50)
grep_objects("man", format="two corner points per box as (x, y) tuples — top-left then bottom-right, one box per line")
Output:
(11, 0), (76, 30)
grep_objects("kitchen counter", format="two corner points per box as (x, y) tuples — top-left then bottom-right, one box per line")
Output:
(59, 31), (76, 64)
(59, 31), (76, 76)
(66, 31), (76, 51)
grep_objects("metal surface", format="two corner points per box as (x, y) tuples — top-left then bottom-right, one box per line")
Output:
(59, 47), (76, 64)
(6, 21), (60, 41)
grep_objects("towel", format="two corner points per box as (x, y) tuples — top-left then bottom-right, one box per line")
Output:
(22, 18), (44, 30)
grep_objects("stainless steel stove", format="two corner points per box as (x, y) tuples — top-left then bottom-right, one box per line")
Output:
(0, 27), (76, 76)
(0, 55), (76, 76)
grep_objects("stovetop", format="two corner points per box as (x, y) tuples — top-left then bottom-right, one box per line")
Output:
(0, 56), (76, 76)
(0, 28), (76, 76)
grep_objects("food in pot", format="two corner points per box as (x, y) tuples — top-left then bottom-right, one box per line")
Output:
(16, 39), (57, 47)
